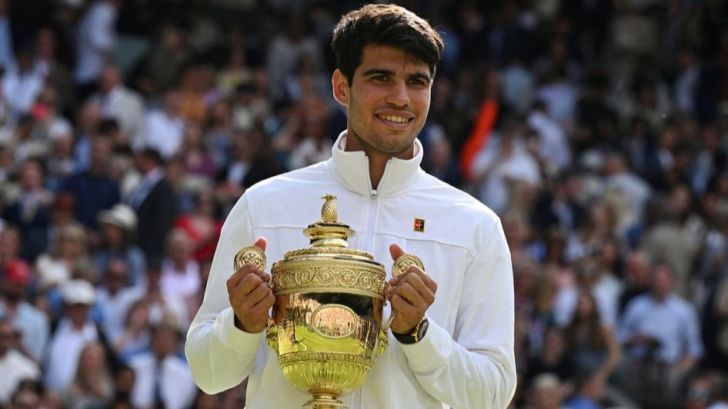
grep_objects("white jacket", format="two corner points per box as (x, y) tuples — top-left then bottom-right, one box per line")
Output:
(185, 134), (516, 409)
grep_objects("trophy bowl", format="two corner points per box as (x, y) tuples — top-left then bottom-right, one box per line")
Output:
(235, 194), (388, 409)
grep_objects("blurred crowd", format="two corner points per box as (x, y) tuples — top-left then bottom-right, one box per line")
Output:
(1, 0), (728, 408)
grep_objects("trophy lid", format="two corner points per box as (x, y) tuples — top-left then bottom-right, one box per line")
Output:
(274, 194), (384, 297)
(303, 194), (354, 248)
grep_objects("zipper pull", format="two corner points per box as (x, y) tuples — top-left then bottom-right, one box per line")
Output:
(370, 189), (377, 198)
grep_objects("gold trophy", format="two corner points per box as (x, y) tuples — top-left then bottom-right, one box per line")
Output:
(235, 194), (407, 409)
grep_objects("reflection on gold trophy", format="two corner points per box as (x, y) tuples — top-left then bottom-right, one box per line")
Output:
(235, 195), (388, 409)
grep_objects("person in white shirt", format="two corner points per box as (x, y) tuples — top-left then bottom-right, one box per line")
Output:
(74, 0), (119, 91)
(91, 64), (143, 139)
(44, 279), (100, 394)
(185, 4), (516, 409)
(136, 88), (185, 159)
(129, 321), (196, 409)
(0, 318), (39, 406)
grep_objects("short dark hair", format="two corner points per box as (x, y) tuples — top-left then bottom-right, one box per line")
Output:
(331, 4), (444, 83)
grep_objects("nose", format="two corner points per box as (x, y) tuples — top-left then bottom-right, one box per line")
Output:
(385, 80), (409, 108)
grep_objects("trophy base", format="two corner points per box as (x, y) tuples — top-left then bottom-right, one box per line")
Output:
(303, 395), (347, 409)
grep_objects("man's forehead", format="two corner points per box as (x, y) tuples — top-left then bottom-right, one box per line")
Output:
(358, 45), (431, 75)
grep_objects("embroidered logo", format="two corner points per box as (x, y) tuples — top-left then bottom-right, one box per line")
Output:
(413, 218), (425, 232)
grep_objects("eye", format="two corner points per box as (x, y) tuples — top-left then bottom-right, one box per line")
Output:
(408, 77), (429, 87)
(371, 75), (390, 82)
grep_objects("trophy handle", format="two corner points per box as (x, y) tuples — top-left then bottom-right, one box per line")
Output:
(382, 254), (425, 333)
(234, 245), (277, 347)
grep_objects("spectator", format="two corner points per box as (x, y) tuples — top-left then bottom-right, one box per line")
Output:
(0, 317), (40, 406)
(126, 148), (177, 261)
(174, 188), (222, 263)
(112, 298), (150, 360)
(64, 341), (114, 409)
(44, 279), (100, 394)
(160, 229), (201, 320)
(2, 47), (43, 117)
(90, 63), (143, 139)
(2, 157), (53, 261)
(35, 222), (93, 295)
(619, 263), (704, 408)
(74, 0), (119, 98)
(136, 88), (185, 159)
(0, 259), (49, 362)
(94, 203), (145, 286)
(128, 321), (196, 409)
(562, 291), (621, 380)
(95, 258), (143, 343)
(62, 134), (121, 231)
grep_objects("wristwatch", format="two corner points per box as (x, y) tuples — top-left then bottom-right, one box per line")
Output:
(393, 317), (429, 344)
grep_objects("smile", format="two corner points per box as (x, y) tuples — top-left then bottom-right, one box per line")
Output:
(376, 114), (413, 125)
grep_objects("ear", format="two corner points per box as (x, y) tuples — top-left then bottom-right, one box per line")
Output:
(332, 69), (350, 107)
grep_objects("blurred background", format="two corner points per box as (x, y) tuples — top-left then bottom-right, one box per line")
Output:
(0, 0), (727, 408)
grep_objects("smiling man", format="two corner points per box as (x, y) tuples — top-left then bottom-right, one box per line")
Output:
(185, 4), (516, 409)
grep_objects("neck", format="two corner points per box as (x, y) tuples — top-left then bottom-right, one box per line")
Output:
(343, 132), (414, 190)
(367, 154), (390, 190)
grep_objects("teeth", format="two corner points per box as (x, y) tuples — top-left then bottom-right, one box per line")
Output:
(381, 115), (409, 123)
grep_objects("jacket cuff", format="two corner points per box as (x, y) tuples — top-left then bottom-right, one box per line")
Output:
(215, 307), (264, 353)
(399, 318), (451, 373)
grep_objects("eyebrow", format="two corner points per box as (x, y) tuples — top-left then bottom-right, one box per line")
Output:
(361, 68), (432, 83)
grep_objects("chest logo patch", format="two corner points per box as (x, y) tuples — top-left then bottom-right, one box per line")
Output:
(413, 218), (425, 233)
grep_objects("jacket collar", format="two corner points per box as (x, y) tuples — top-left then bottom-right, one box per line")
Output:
(328, 131), (423, 197)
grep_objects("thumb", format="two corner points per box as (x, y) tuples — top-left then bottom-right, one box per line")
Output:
(254, 237), (267, 252)
(389, 243), (405, 261)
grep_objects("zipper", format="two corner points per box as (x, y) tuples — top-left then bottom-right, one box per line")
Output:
(362, 189), (379, 252)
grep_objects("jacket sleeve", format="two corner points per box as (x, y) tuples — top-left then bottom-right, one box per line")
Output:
(184, 195), (265, 394)
(399, 218), (517, 409)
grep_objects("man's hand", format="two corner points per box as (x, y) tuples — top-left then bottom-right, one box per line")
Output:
(386, 244), (437, 335)
(227, 238), (274, 333)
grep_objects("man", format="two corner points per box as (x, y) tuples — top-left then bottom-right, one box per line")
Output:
(44, 279), (100, 393)
(0, 259), (49, 362)
(129, 321), (196, 409)
(0, 318), (39, 406)
(126, 148), (177, 261)
(619, 263), (703, 408)
(185, 4), (516, 408)
(90, 63), (144, 139)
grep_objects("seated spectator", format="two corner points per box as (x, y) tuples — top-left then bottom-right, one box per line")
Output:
(619, 263), (704, 408)
(112, 299), (151, 361)
(562, 292), (621, 380)
(0, 259), (49, 362)
(94, 204), (145, 287)
(64, 341), (114, 409)
(2, 158), (53, 261)
(160, 229), (201, 319)
(44, 279), (100, 394)
(0, 318), (40, 406)
(173, 188), (222, 263)
(95, 258), (144, 343)
(128, 320), (196, 409)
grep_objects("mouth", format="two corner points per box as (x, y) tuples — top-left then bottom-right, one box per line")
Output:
(375, 113), (414, 128)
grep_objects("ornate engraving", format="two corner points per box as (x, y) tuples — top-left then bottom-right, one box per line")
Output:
(310, 305), (358, 338)
(272, 266), (385, 296)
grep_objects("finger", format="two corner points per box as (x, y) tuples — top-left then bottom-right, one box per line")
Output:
(392, 281), (429, 310)
(226, 264), (259, 292)
(389, 243), (405, 262)
(253, 292), (276, 312)
(234, 273), (268, 299)
(235, 282), (271, 308)
(390, 294), (418, 318)
(253, 237), (267, 252)
(396, 271), (436, 305)
(405, 266), (437, 293)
